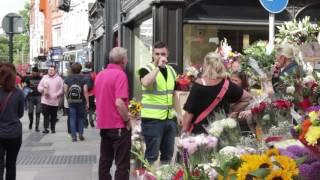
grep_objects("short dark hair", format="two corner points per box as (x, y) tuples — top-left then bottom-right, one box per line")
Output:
(71, 62), (82, 74)
(49, 65), (56, 69)
(154, 41), (167, 49)
(85, 62), (92, 69)
(0, 63), (17, 92)
(32, 67), (39, 72)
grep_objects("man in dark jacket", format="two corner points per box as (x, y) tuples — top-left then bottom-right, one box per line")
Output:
(25, 67), (42, 132)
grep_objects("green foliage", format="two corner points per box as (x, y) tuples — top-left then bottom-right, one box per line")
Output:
(0, 35), (9, 62)
(249, 168), (270, 178)
(241, 41), (275, 86)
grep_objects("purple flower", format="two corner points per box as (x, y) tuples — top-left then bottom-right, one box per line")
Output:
(301, 161), (320, 180)
(299, 164), (312, 180)
(279, 148), (297, 159)
(286, 145), (320, 164)
(287, 145), (309, 157)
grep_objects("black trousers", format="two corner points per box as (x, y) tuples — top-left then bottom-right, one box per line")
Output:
(0, 136), (22, 180)
(99, 129), (131, 180)
(28, 96), (41, 129)
(42, 104), (58, 131)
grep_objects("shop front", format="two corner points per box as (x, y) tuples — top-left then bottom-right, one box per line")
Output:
(101, 0), (320, 97)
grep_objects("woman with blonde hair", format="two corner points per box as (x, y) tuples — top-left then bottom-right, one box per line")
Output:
(182, 52), (251, 134)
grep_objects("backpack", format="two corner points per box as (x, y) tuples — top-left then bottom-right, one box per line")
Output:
(68, 78), (83, 103)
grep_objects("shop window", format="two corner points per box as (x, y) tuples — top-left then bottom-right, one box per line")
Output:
(183, 24), (268, 68)
(133, 18), (153, 100)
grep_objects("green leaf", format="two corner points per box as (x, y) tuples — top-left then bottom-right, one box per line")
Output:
(272, 161), (283, 168)
(249, 168), (270, 178)
(213, 166), (224, 175)
(295, 156), (308, 166)
(230, 174), (237, 180)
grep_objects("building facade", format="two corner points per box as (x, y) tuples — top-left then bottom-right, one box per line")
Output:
(30, 0), (45, 65)
(90, 0), (320, 98)
(31, 0), (93, 70)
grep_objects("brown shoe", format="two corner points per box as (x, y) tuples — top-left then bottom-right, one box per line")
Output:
(79, 135), (85, 141)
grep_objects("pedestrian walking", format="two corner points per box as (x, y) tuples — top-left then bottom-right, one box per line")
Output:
(64, 62), (89, 142)
(138, 41), (178, 165)
(82, 62), (96, 128)
(95, 47), (131, 180)
(24, 67), (42, 132)
(37, 65), (64, 134)
(0, 63), (24, 180)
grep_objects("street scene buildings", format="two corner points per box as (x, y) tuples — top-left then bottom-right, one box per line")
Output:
(0, 0), (320, 180)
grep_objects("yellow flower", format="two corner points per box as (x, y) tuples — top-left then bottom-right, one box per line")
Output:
(265, 148), (280, 157)
(274, 155), (299, 176)
(305, 126), (320, 146)
(265, 169), (292, 180)
(238, 154), (272, 180)
(308, 111), (318, 122)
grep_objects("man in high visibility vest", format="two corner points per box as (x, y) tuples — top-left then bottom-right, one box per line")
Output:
(138, 41), (177, 164)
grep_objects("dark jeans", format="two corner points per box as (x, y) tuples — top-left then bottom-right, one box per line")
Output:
(141, 119), (177, 164)
(28, 96), (41, 129)
(0, 136), (22, 180)
(99, 129), (131, 180)
(69, 103), (85, 139)
(42, 104), (58, 131)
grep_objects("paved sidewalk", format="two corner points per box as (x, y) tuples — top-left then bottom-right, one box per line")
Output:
(16, 111), (100, 180)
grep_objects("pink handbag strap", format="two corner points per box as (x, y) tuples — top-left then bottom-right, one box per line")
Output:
(188, 79), (229, 133)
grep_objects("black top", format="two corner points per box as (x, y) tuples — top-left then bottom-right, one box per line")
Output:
(183, 79), (243, 134)
(25, 75), (42, 96)
(139, 67), (168, 80)
(64, 74), (86, 104)
(0, 88), (24, 138)
(82, 72), (94, 90)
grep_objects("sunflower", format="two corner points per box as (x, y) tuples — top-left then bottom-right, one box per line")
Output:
(273, 155), (299, 176)
(265, 148), (280, 157)
(238, 154), (272, 180)
(265, 169), (292, 180)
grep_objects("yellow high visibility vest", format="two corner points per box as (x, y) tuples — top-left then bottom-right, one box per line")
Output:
(140, 63), (177, 120)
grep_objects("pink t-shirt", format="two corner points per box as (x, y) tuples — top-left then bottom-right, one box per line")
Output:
(95, 64), (129, 129)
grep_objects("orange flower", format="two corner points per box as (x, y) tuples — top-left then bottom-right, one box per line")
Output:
(299, 119), (312, 140)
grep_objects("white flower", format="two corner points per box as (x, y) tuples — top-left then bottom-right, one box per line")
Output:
(219, 146), (240, 157)
(286, 86), (295, 94)
(209, 125), (223, 137)
(304, 62), (313, 75)
(225, 118), (237, 128)
(302, 75), (315, 84)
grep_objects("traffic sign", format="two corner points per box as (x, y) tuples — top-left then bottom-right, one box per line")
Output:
(259, 0), (289, 14)
(1, 13), (24, 34)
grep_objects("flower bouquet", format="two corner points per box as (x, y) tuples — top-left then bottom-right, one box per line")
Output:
(279, 145), (320, 180)
(205, 113), (240, 148)
(128, 99), (142, 119)
(240, 41), (275, 88)
(176, 65), (200, 91)
(176, 134), (219, 179)
(275, 16), (320, 46)
(214, 148), (299, 180)
(249, 97), (293, 140)
(292, 110), (320, 156)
